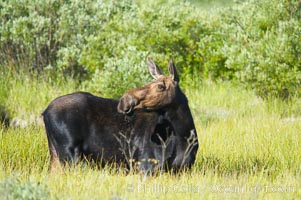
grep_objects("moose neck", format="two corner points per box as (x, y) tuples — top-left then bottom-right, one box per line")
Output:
(164, 89), (196, 137)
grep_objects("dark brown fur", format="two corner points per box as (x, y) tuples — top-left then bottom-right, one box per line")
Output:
(43, 58), (198, 173)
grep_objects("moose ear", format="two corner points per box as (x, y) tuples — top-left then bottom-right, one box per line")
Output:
(168, 59), (179, 83)
(147, 57), (164, 79)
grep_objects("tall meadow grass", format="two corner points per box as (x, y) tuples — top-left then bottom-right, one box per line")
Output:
(0, 74), (300, 199)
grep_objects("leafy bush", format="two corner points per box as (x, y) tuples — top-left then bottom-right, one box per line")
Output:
(0, 177), (51, 200)
(84, 47), (150, 98)
(209, 0), (301, 98)
(0, 0), (300, 98)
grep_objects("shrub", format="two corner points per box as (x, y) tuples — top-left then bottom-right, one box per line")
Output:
(0, 177), (51, 200)
(0, 0), (300, 98)
(83, 48), (151, 98)
(201, 0), (301, 98)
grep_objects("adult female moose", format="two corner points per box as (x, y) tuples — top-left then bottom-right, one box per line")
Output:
(43, 58), (198, 173)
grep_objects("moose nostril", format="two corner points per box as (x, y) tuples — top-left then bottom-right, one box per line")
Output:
(124, 105), (132, 114)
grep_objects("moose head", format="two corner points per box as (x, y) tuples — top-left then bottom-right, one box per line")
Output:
(118, 58), (180, 114)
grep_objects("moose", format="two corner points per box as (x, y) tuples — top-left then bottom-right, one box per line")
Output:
(42, 58), (198, 173)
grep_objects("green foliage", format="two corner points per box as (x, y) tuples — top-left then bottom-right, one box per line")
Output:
(0, 177), (51, 200)
(0, 0), (300, 97)
(212, 0), (301, 98)
(84, 48), (150, 98)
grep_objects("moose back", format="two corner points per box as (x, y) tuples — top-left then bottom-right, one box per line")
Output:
(42, 58), (198, 173)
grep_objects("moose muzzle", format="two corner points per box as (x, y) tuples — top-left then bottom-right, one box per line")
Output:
(117, 93), (139, 114)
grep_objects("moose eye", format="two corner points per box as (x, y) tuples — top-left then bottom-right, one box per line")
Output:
(157, 84), (165, 91)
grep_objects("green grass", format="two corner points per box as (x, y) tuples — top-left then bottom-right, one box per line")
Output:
(0, 74), (300, 199)
(186, 81), (301, 177)
(1, 72), (78, 127)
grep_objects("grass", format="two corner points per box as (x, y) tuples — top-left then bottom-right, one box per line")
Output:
(0, 73), (300, 199)
(186, 81), (301, 177)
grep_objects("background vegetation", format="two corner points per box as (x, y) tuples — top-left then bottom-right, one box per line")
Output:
(1, 0), (300, 98)
(0, 0), (300, 199)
